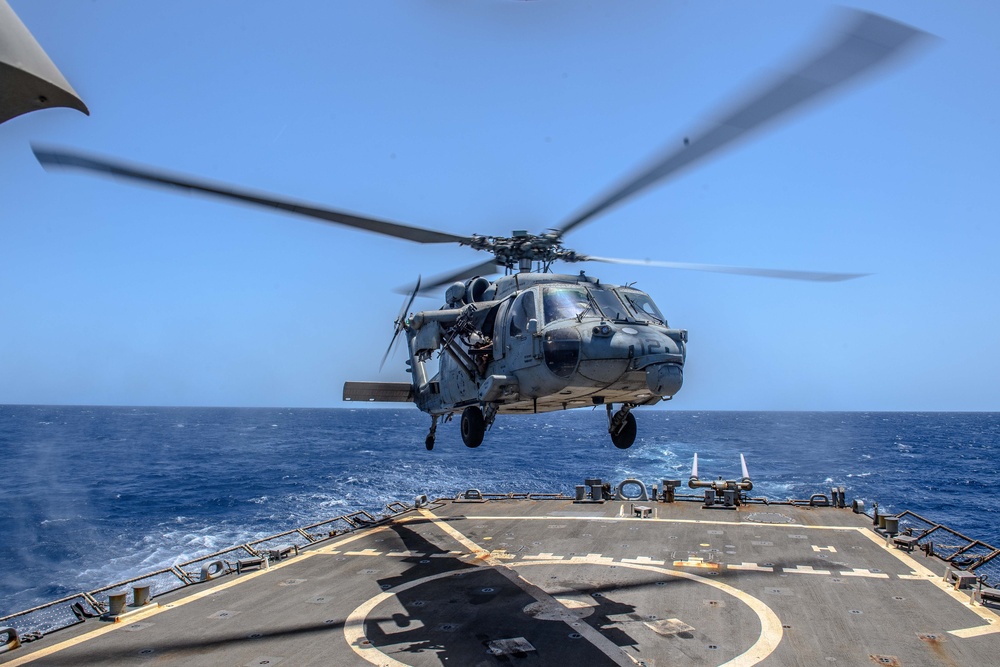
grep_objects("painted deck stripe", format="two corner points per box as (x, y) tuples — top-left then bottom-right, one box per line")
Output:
(4, 527), (388, 666)
(415, 508), (637, 667)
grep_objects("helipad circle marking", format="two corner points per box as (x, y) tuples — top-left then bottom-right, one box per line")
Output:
(514, 561), (782, 667)
(345, 561), (782, 667)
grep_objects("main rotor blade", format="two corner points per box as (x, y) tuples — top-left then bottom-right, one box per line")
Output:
(583, 255), (867, 282)
(33, 146), (470, 245)
(399, 259), (499, 295)
(556, 10), (928, 236)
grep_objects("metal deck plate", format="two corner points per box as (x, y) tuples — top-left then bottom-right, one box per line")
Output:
(3, 498), (998, 666)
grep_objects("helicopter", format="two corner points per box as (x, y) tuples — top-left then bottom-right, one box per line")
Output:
(32, 10), (926, 450)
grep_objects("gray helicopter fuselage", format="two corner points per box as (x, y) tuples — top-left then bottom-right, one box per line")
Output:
(407, 273), (686, 417)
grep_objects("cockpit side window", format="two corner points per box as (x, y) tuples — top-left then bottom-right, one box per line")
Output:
(543, 286), (593, 324)
(509, 290), (536, 337)
(619, 290), (667, 325)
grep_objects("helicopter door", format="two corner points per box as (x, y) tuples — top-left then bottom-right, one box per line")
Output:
(505, 290), (540, 368)
(493, 300), (511, 360)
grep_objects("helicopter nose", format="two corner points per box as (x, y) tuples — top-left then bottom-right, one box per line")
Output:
(646, 363), (683, 397)
(570, 326), (685, 385)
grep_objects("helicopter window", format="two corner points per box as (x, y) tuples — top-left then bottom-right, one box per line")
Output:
(620, 290), (667, 325)
(589, 288), (629, 321)
(543, 286), (596, 324)
(509, 291), (536, 337)
(543, 327), (581, 378)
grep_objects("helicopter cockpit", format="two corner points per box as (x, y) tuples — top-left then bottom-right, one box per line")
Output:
(541, 285), (667, 327)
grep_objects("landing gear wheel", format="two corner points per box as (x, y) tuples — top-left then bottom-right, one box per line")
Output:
(425, 415), (438, 451)
(461, 406), (485, 448)
(611, 411), (637, 449)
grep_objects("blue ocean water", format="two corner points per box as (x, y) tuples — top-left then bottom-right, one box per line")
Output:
(1, 406), (997, 618)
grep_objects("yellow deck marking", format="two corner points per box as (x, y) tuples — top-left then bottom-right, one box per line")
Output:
(344, 548), (383, 556)
(948, 622), (1000, 638)
(857, 527), (1000, 633)
(468, 513), (862, 529)
(673, 558), (720, 569)
(568, 553), (615, 564)
(5, 527), (391, 666)
(782, 565), (830, 575)
(414, 508), (637, 666)
(344, 570), (457, 667)
(729, 563), (773, 572)
(621, 556), (666, 565)
(1, 603), (165, 667)
(839, 568), (889, 579)
(515, 561), (783, 667)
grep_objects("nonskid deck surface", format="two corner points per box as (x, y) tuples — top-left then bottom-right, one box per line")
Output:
(3, 499), (998, 666)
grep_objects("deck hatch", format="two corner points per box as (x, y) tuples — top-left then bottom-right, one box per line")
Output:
(487, 637), (536, 655)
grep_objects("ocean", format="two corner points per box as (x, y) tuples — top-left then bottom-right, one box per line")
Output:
(1, 406), (997, 618)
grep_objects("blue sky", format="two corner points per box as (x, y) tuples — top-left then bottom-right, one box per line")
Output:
(2, 1), (998, 411)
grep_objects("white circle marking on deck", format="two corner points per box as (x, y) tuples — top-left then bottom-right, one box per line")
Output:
(345, 562), (781, 667)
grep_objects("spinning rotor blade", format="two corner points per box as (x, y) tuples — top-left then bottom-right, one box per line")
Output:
(400, 259), (499, 295)
(33, 146), (469, 245)
(381, 276), (421, 371)
(556, 10), (928, 236)
(583, 256), (867, 282)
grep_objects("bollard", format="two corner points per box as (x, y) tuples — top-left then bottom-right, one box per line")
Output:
(575, 485), (587, 501)
(107, 592), (129, 616)
(617, 479), (649, 502)
(133, 585), (151, 607)
(0, 627), (20, 655)
(591, 484), (603, 501)
(883, 516), (899, 536)
(201, 560), (227, 582)
(661, 480), (680, 503)
(878, 514), (887, 530)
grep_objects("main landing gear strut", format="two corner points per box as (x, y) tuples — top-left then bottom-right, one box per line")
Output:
(426, 405), (495, 450)
(425, 415), (438, 451)
(607, 404), (637, 449)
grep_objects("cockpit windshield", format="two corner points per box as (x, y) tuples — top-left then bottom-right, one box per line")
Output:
(619, 290), (667, 325)
(543, 286), (631, 324)
(543, 286), (594, 324)
(590, 288), (628, 321)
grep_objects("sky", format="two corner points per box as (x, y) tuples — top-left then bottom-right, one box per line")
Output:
(1, 0), (998, 411)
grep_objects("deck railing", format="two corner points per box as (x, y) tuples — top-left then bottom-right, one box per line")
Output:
(0, 498), (429, 641)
